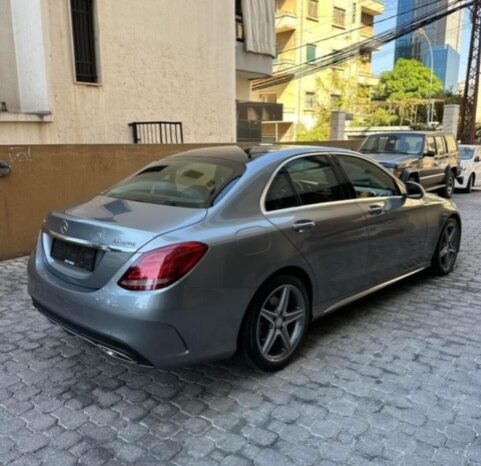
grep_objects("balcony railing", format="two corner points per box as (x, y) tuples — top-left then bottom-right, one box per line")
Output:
(129, 121), (184, 144)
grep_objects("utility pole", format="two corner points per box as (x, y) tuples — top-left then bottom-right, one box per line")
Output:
(459, 0), (481, 143)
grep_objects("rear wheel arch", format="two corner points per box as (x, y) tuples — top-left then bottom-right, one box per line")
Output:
(236, 266), (314, 350)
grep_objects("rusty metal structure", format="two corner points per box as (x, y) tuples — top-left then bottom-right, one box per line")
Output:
(459, 0), (481, 143)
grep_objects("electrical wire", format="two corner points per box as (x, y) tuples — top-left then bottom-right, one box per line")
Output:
(253, 0), (473, 91)
(275, 0), (468, 76)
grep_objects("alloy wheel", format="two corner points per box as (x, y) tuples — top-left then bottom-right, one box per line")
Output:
(256, 285), (307, 363)
(439, 222), (460, 271)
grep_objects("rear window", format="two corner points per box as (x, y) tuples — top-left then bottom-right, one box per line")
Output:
(104, 157), (244, 208)
(361, 134), (424, 156)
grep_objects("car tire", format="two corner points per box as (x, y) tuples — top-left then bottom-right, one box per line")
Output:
(431, 218), (461, 276)
(241, 275), (310, 372)
(463, 174), (474, 193)
(439, 171), (455, 198)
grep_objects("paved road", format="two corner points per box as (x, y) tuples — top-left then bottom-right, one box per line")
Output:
(1, 193), (481, 466)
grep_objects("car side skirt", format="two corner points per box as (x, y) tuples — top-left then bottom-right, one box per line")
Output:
(314, 266), (428, 318)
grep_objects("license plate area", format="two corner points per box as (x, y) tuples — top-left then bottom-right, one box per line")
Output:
(51, 239), (97, 271)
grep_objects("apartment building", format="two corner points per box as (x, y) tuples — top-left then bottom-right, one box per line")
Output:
(394, 0), (463, 91)
(251, 0), (385, 141)
(0, 0), (274, 144)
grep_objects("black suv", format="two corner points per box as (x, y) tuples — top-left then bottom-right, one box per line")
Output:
(360, 132), (461, 198)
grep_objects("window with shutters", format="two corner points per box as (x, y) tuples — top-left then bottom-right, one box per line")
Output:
(333, 7), (346, 29)
(70, 0), (99, 83)
(307, 0), (319, 20)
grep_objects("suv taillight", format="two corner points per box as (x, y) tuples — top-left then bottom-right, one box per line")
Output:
(118, 242), (208, 291)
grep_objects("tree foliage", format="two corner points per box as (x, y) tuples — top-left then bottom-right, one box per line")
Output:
(375, 58), (443, 101)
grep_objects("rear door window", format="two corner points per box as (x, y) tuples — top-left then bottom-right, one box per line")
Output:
(284, 155), (346, 206)
(445, 135), (458, 153)
(105, 157), (244, 208)
(427, 136), (436, 154)
(337, 156), (400, 198)
(265, 155), (347, 211)
(265, 169), (299, 211)
(435, 137), (447, 156)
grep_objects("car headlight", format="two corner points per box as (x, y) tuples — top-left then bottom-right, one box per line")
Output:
(461, 166), (467, 172)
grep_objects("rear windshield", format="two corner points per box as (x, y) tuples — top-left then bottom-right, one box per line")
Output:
(361, 134), (425, 156)
(104, 157), (244, 208)
(460, 146), (475, 160)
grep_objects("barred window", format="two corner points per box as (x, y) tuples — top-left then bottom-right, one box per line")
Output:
(71, 0), (98, 83)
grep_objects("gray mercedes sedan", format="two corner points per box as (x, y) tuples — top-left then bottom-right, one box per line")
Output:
(28, 146), (461, 371)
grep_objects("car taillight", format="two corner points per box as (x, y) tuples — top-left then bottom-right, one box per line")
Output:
(118, 242), (208, 291)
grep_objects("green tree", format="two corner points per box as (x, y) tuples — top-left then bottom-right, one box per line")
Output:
(375, 58), (443, 101)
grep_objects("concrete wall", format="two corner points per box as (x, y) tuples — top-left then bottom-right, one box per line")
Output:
(0, 144), (230, 259)
(0, 0), (236, 144)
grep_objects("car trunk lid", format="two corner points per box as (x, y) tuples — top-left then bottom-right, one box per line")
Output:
(42, 195), (207, 289)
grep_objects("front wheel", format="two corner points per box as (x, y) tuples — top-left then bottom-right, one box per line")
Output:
(431, 218), (461, 275)
(241, 275), (310, 372)
(439, 171), (455, 198)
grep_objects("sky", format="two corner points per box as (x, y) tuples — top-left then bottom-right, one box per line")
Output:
(372, 0), (472, 84)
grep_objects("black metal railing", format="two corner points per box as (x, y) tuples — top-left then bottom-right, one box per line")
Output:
(129, 121), (184, 144)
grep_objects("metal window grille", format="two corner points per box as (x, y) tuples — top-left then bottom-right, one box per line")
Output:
(71, 0), (97, 83)
(129, 121), (184, 144)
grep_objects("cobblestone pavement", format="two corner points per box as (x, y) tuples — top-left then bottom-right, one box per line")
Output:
(1, 193), (481, 466)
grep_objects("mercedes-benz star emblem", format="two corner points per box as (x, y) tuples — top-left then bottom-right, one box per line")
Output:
(60, 220), (69, 235)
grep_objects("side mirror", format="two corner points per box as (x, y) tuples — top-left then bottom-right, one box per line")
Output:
(0, 161), (11, 178)
(405, 181), (425, 200)
(424, 150), (436, 157)
(475, 156), (480, 163)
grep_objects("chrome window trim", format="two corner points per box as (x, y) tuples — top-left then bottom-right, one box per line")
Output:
(44, 228), (136, 253)
(260, 151), (405, 216)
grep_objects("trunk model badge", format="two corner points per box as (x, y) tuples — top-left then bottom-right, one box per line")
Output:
(60, 220), (69, 234)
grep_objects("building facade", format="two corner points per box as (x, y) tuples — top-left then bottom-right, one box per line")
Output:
(394, 0), (463, 91)
(251, 0), (385, 142)
(0, 0), (274, 144)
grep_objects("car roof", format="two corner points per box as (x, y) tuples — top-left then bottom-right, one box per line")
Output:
(365, 132), (453, 137)
(164, 144), (358, 165)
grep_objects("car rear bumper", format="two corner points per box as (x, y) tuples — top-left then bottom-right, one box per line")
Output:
(27, 245), (251, 367)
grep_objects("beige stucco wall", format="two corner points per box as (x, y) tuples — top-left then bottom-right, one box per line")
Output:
(0, 0), (236, 144)
(0, 0), (20, 112)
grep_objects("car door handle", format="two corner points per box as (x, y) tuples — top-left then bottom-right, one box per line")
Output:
(368, 204), (384, 216)
(292, 220), (316, 233)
